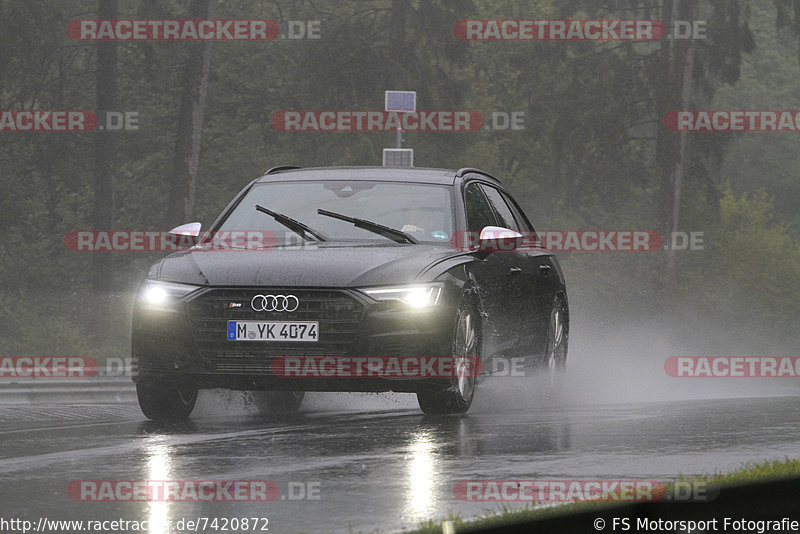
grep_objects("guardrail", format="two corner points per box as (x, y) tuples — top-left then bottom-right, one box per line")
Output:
(0, 378), (136, 404)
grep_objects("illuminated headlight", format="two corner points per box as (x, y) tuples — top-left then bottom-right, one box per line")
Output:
(137, 280), (199, 311)
(361, 283), (443, 309)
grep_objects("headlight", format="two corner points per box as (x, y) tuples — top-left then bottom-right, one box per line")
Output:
(137, 280), (199, 311)
(361, 283), (443, 309)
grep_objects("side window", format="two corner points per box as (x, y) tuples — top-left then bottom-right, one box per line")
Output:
(479, 185), (519, 231)
(500, 191), (534, 233)
(464, 183), (497, 232)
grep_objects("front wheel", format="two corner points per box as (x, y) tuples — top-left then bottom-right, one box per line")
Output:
(417, 300), (481, 414)
(136, 380), (198, 420)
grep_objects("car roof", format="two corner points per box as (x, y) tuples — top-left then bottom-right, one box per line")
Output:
(254, 166), (501, 186)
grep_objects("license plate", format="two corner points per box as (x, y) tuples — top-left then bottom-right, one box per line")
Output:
(227, 321), (319, 342)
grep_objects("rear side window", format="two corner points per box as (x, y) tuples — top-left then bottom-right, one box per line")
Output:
(464, 183), (497, 231)
(479, 184), (519, 231)
(500, 191), (534, 233)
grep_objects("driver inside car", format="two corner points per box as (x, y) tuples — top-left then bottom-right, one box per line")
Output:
(401, 206), (444, 238)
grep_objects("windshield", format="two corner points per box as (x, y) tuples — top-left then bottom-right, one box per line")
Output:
(218, 180), (454, 245)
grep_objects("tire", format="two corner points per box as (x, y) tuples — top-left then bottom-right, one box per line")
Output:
(417, 299), (482, 414)
(252, 391), (305, 415)
(539, 297), (568, 395)
(136, 380), (198, 420)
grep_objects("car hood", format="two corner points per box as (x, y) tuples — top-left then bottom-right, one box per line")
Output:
(154, 242), (464, 287)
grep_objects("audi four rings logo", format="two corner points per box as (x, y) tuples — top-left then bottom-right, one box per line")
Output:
(251, 294), (300, 312)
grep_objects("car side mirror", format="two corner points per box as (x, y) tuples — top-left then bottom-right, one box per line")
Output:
(478, 226), (523, 252)
(168, 222), (203, 246)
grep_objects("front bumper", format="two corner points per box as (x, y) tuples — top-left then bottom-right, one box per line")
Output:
(132, 286), (456, 393)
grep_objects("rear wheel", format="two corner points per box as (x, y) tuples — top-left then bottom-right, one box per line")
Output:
(136, 380), (198, 420)
(417, 300), (481, 414)
(540, 298), (568, 395)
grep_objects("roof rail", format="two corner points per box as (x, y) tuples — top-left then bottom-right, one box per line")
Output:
(263, 165), (302, 175)
(455, 167), (501, 182)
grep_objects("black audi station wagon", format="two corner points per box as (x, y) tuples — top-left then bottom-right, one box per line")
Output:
(132, 166), (568, 418)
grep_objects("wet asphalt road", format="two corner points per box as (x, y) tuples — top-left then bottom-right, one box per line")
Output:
(1, 389), (800, 534)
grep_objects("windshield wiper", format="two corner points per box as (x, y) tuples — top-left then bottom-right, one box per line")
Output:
(255, 205), (327, 242)
(317, 209), (417, 244)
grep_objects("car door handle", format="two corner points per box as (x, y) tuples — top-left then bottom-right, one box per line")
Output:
(538, 264), (552, 275)
(510, 266), (522, 274)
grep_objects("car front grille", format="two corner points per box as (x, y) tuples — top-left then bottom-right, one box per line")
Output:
(186, 288), (366, 373)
